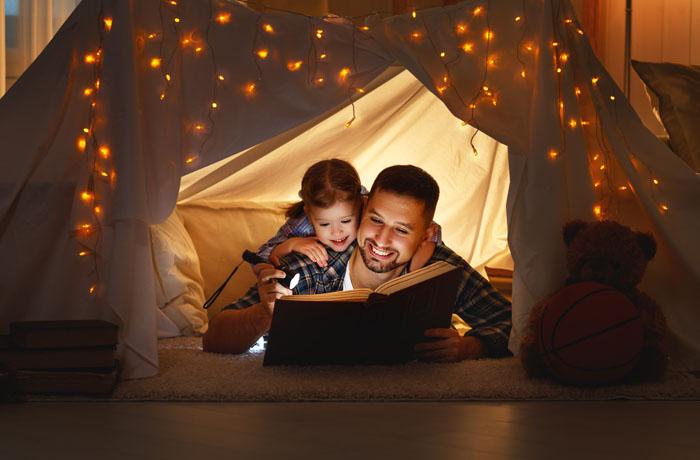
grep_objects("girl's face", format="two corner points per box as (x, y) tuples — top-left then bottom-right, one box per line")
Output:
(307, 200), (359, 252)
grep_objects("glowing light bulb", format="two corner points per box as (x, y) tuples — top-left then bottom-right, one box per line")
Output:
(169, 0), (177, 5)
(549, 149), (559, 160)
(159, 92), (166, 101)
(165, 73), (171, 81)
(436, 86), (447, 95)
(569, 119), (577, 128)
(594, 181), (601, 188)
(94, 205), (103, 215)
(83, 88), (93, 96)
(618, 185), (628, 191)
(356, 88), (365, 94)
(469, 103), (476, 109)
(488, 57), (496, 66)
(185, 156), (197, 164)
(473, 6), (483, 16)
(359, 26), (369, 31)
(99, 146), (110, 159)
(194, 124), (204, 131)
(319, 53), (327, 60)
(148, 33), (157, 39)
(79, 251), (89, 257)
(89, 285), (97, 295)
(244, 82), (256, 95)
(103, 17), (113, 31)
(520, 69), (526, 78)
(195, 47), (203, 54)
(315, 77), (325, 85)
(575, 87), (581, 96)
(215, 12), (231, 24)
(77, 137), (87, 152)
(411, 10), (416, 18)
(577, 29), (584, 35)
(83, 127), (90, 134)
(591, 77), (599, 84)
(660, 204), (669, 212)
(599, 164), (606, 171)
(410, 31), (422, 41)
(484, 30), (494, 40)
(515, 16), (521, 22)
(610, 95), (616, 101)
(263, 23), (274, 33)
(316, 29), (324, 38)
(560, 53), (569, 62)
(593, 154), (600, 161)
(218, 74), (225, 81)
(174, 17), (180, 23)
(461, 42), (474, 53)
(287, 61), (303, 71)
(181, 38), (191, 46)
(339, 67), (351, 79)
(525, 44), (534, 52)
(150, 57), (161, 68)
(456, 24), (467, 34)
(80, 191), (94, 202)
(99, 170), (109, 178)
(211, 101), (218, 109)
(440, 51), (446, 58)
(556, 67), (562, 73)
(482, 85), (489, 91)
(652, 178), (659, 185)
(565, 18), (573, 24)
(84, 54), (96, 64)
(257, 49), (268, 59)
(593, 204), (602, 218)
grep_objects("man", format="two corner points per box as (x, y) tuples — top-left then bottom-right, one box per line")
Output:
(204, 165), (511, 360)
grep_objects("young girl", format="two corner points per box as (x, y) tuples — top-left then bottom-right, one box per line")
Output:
(255, 159), (441, 271)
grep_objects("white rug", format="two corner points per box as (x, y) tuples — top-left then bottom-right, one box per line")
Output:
(113, 337), (700, 401)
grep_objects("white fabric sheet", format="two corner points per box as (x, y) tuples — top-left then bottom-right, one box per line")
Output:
(1, 0), (698, 377)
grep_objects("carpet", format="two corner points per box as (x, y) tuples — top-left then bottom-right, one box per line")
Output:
(109, 337), (700, 401)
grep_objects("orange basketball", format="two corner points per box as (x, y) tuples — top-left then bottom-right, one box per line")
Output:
(536, 282), (644, 386)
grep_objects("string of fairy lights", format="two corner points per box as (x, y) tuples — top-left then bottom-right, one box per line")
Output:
(71, 0), (670, 298)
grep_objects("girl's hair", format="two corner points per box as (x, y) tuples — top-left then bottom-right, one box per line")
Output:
(286, 159), (362, 218)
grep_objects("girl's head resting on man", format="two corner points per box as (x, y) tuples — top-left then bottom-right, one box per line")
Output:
(287, 159), (363, 252)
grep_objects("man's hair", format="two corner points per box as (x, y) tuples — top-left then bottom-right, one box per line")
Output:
(368, 165), (439, 225)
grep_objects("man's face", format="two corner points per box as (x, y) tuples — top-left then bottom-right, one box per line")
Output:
(356, 190), (430, 273)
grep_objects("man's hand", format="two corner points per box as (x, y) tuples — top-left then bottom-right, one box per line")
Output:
(290, 237), (329, 268)
(257, 266), (292, 313)
(414, 328), (485, 362)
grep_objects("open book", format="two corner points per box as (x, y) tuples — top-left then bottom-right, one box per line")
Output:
(263, 261), (461, 365)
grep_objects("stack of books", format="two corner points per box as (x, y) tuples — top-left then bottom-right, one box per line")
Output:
(0, 320), (119, 395)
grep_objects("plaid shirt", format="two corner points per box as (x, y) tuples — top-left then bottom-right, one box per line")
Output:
(225, 242), (512, 358)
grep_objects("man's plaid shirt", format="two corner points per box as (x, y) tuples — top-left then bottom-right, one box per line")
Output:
(226, 243), (512, 357)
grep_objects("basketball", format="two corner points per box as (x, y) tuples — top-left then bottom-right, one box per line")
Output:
(536, 282), (644, 386)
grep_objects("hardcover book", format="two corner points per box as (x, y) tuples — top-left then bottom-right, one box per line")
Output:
(9, 320), (118, 349)
(263, 261), (461, 365)
(0, 340), (115, 371)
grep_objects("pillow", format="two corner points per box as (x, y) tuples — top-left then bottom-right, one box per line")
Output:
(632, 60), (700, 172)
(150, 209), (208, 336)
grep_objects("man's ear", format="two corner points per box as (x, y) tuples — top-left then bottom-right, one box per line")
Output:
(423, 222), (437, 244)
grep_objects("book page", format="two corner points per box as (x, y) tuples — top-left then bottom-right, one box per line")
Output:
(375, 261), (457, 295)
(280, 288), (373, 302)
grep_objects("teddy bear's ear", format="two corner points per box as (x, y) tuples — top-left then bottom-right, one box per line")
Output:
(636, 232), (657, 261)
(563, 220), (587, 246)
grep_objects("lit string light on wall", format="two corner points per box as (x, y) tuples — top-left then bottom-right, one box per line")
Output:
(71, 2), (114, 297)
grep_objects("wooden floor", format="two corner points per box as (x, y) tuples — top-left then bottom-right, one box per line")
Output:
(1, 401), (699, 459)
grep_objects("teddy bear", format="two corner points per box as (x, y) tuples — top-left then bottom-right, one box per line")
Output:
(520, 219), (669, 383)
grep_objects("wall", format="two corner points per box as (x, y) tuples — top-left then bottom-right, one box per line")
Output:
(602, 0), (700, 135)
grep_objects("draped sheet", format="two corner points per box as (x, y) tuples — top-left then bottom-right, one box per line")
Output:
(0, 0), (698, 378)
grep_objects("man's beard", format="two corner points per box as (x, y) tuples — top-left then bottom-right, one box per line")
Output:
(358, 239), (403, 273)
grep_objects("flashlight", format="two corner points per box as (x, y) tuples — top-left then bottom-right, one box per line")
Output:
(242, 250), (300, 290)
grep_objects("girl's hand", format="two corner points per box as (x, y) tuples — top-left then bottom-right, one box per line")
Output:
(291, 237), (329, 267)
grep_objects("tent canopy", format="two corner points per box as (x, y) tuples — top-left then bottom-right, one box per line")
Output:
(1, 0), (698, 379)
